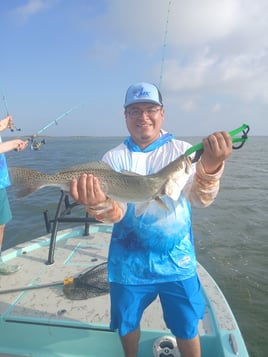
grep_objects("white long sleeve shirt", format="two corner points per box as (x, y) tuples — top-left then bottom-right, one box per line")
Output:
(102, 131), (223, 284)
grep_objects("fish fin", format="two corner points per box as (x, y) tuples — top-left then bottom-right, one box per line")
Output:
(134, 197), (168, 217)
(154, 196), (169, 210)
(63, 161), (112, 172)
(9, 167), (46, 198)
(164, 178), (182, 200)
(13, 186), (37, 199)
(134, 202), (150, 216)
(164, 177), (189, 201)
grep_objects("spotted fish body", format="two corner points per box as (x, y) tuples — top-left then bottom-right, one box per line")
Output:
(9, 155), (192, 212)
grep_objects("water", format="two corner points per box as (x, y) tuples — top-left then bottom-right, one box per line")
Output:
(3, 136), (268, 357)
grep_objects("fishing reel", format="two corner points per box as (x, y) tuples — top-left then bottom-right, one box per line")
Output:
(9, 121), (21, 132)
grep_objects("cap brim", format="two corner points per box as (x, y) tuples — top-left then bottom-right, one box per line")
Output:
(124, 99), (162, 108)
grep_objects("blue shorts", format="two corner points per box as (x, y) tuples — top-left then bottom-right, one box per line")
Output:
(110, 274), (205, 339)
(0, 188), (12, 225)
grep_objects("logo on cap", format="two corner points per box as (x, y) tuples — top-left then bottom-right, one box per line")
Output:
(133, 87), (150, 99)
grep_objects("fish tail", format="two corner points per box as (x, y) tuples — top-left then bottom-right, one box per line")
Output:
(8, 167), (49, 198)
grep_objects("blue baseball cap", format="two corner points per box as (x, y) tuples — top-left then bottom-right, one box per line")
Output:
(124, 82), (163, 108)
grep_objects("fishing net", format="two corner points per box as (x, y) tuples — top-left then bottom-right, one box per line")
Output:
(0, 262), (109, 300)
(63, 262), (109, 300)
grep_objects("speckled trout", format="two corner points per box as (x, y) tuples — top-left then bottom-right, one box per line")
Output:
(9, 156), (192, 214)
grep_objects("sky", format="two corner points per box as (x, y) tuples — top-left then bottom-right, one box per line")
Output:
(0, 0), (268, 137)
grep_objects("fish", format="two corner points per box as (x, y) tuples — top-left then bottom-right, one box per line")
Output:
(9, 155), (192, 216)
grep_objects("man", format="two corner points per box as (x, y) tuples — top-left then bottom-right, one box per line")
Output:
(0, 115), (28, 274)
(70, 82), (232, 357)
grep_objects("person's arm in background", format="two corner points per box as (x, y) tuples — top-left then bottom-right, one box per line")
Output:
(0, 115), (28, 153)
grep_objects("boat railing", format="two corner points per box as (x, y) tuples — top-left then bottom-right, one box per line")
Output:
(43, 190), (100, 265)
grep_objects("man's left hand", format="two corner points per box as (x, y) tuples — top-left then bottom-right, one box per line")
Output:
(201, 131), (232, 174)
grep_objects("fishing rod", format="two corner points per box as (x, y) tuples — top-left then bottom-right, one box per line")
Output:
(35, 105), (79, 136)
(28, 104), (80, 150)
(1, 93), (21, 132)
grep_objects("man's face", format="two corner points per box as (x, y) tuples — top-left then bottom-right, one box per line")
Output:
(125, 103), (164, 149)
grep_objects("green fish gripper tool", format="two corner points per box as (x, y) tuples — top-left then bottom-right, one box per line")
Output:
(184, 123), (250, 161)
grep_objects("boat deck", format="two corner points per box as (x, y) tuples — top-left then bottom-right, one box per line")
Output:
(0, 225), (169, 331)
(0, 224), (248, 356)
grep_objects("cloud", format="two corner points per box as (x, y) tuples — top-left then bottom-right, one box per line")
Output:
(12, 0), (57, 23)
(81, 1), (268, 105)
(93, 0), (241, 48)
(212, 103), (222, 113)
(165, 0), (241, 46)
(162, 46), (268, 106)
(162, 48), (218, 91)
(112, 0), (268, 51)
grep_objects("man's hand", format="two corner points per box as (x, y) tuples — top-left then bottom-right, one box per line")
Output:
(70, 174), (107, 207)
(70, 173), (124, 223)
(201, 131), (232, 174)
